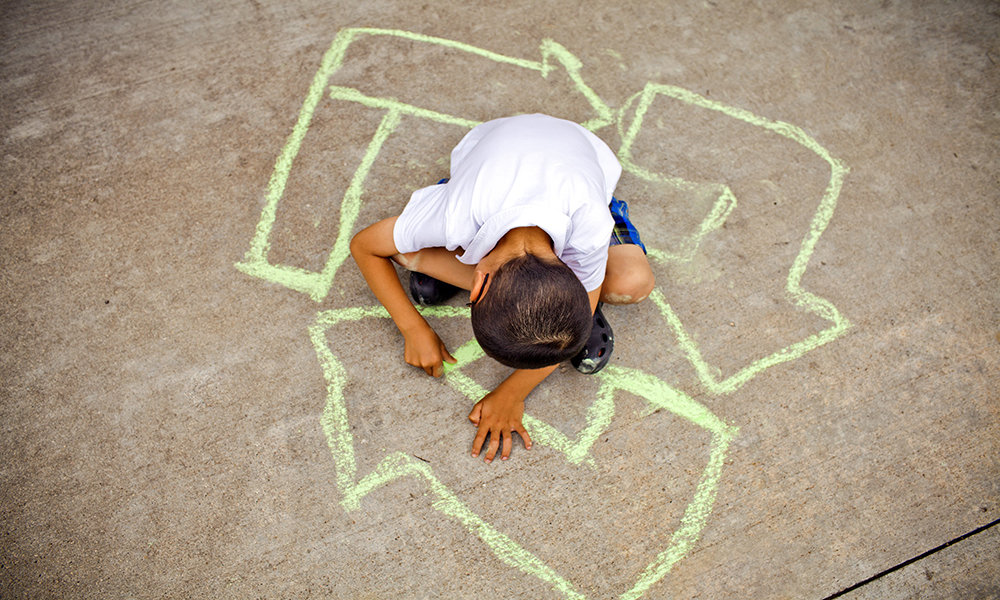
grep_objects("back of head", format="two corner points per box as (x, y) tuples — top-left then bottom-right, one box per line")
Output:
(471, 254), (592, 369)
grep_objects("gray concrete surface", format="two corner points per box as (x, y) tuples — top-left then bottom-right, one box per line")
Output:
(1, 1), (998, 598)
(841, 523), (1000, 600)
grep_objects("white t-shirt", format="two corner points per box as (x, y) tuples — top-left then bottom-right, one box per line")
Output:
(393, 114), (621, 292)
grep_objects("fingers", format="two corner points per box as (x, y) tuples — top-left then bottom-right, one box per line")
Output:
(417, 360), (440, 377)
(402, 329), (452, 377)
(469, 406), (531, 462)
(471, 423), (502, 463)
(514, 424), (532, 450)
(500, 429), (512, 461)
(471, 425), (488, 459)
(409, 354), (443, 376)
(405, 353), (438, 377)
(483, 428), (501, 463)
(472, 428), (528, 462)
(439, 342), (458, 364)
(428, 343), (455, 376)
(424, 340), (456, 376)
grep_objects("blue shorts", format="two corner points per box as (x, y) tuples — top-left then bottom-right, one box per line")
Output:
(610, 197), (646, 254)
(437, 179), (646, 254)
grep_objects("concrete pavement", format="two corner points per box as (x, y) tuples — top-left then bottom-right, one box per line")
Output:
(2, 1), (997, 597)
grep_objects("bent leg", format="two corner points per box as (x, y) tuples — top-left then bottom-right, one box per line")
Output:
(393, 247), (476, 291)
(601, 244), (655, 305)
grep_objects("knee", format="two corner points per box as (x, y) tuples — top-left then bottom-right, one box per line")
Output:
(603, 266), (655, 305)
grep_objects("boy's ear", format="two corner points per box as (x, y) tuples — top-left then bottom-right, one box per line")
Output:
(469, 270), (490, 305)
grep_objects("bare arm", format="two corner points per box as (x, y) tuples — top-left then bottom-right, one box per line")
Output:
(350, 217), (455, 377)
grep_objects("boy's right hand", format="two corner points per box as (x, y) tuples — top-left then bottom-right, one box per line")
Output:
(402, 324), (456, 377)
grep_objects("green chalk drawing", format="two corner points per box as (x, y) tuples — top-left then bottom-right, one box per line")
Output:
(235, 27), (613, 301)
(617, 82), (852, 394)
(617, 89), (739, 265)
(236, 26), (852, 598)
(311, 305), (737, 599)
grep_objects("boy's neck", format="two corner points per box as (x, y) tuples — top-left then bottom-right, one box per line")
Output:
(493, 226), (556, 260)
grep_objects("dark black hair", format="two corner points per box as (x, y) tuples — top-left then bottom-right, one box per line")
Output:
(470, 253), (592, 369)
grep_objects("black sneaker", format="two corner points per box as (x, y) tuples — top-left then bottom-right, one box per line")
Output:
(408, 271), (461, 305)
(571, 303), (614, 374)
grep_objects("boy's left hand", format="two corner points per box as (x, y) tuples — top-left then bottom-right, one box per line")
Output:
(468, 391), (533, 463)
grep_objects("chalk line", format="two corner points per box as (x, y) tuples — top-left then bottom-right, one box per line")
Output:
(618, 82), (851, 394)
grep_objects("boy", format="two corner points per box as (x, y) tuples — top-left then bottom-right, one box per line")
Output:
(350, 114), (654, 463)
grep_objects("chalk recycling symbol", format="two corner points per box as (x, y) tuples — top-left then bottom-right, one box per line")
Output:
(237, 28), (850, 599)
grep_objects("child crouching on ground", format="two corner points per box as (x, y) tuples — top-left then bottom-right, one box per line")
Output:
(350, 114), (654, 463)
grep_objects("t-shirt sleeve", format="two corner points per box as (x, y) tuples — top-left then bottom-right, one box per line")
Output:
(560, 198), (614, 292)
(392, 184), (450, 253)
(577, 123), (622, 202)
(563, 240), (610, 293)
(597, 149), (622, 201)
